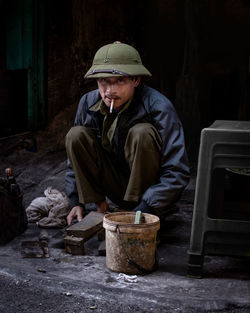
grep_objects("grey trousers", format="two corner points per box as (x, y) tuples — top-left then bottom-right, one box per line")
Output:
(65, 123), (162, 207)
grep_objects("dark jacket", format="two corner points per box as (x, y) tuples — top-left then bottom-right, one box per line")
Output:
(65, 84), (190, 209)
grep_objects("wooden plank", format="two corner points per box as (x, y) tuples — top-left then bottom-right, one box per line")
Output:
(66, 211), (104, 241)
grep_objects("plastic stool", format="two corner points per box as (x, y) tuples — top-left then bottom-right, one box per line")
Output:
(187, 120), (250, 277)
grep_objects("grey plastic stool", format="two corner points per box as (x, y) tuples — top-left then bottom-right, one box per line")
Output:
(187, 120), (250, 277)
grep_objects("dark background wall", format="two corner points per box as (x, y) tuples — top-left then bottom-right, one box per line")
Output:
(1, 0), (250, 163)
(47, 0), (250, 162)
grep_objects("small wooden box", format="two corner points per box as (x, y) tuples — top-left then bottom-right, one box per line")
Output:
(64, 235), (84, 255)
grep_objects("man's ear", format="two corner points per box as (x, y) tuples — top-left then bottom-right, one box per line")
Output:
(133, 76), (141, 87)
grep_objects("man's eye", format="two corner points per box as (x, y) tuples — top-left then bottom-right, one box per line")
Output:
(98, 78), (106, 84)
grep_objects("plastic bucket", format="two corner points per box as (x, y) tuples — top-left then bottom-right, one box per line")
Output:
(103, 212), (160, 275)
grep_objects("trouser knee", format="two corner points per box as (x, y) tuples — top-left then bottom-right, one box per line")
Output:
(65, 126), (92, 150)
(125, 123), (162, 152)
(66, 126), (82, 147)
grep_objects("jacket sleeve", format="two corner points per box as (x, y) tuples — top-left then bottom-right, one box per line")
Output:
(142, 95), (190, 210)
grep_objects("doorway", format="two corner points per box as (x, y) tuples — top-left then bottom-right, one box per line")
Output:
(0, 0), (46, 138)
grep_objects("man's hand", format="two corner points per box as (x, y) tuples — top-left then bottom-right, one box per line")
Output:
(67, 206), (84, 225)
(95, 200), (109, 213)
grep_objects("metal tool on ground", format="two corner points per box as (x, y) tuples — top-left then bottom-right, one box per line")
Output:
(39, 230), (49, 242)
(20, 230), (50, 258)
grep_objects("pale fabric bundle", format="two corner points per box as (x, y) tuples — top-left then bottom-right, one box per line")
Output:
(26, 187), (70, 228)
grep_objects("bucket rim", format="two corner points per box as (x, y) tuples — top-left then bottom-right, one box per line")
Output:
(103, 211), (160, 229)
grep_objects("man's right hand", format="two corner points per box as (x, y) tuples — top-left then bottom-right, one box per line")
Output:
(67, 206), (84, 225)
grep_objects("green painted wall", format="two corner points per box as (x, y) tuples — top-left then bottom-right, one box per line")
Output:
(5, 0), (45, 130)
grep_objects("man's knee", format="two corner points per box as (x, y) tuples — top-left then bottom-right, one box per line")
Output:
(126, 123), (162, 150)
(65, 126), (85, 148)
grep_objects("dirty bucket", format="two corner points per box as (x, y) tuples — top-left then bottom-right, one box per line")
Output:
(103, 212), (160, 275)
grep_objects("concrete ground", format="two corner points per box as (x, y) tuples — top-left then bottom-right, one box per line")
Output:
(0, 130), (250, 313)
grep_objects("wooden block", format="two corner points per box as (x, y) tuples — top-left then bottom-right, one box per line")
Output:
(98, 240), (106, 256)
(64, 235), (84, 255)
(66, 211), (104, 241)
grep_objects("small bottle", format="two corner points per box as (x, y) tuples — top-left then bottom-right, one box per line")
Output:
(5, 168), (20, 195)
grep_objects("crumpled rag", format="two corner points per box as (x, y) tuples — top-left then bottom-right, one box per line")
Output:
(26, 187), (70, 228)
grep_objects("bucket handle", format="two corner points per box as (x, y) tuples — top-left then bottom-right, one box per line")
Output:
(116, 226), (158, 275)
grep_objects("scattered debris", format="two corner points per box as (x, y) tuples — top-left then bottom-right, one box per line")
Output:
(37, 268), (47, 273)
(62, 291), (72, 296)
(116, 273), (138, 283)
(21, 137), (37, 152)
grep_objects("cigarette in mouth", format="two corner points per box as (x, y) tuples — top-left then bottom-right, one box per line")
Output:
(110, 99), (114, 113)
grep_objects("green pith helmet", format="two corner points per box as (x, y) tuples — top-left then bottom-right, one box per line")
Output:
(84, 42), (152, 78)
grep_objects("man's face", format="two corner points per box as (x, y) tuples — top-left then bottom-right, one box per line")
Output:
(97, 76), (141, 110)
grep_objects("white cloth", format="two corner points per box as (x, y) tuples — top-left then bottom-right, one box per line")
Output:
(116, 273), (138, 283)
(26, 187), (70, 228)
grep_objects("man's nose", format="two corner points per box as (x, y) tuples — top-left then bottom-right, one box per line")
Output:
(106, 83), (117, 94)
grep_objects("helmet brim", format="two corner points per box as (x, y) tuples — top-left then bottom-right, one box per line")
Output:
(84, 64), (152, 78)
